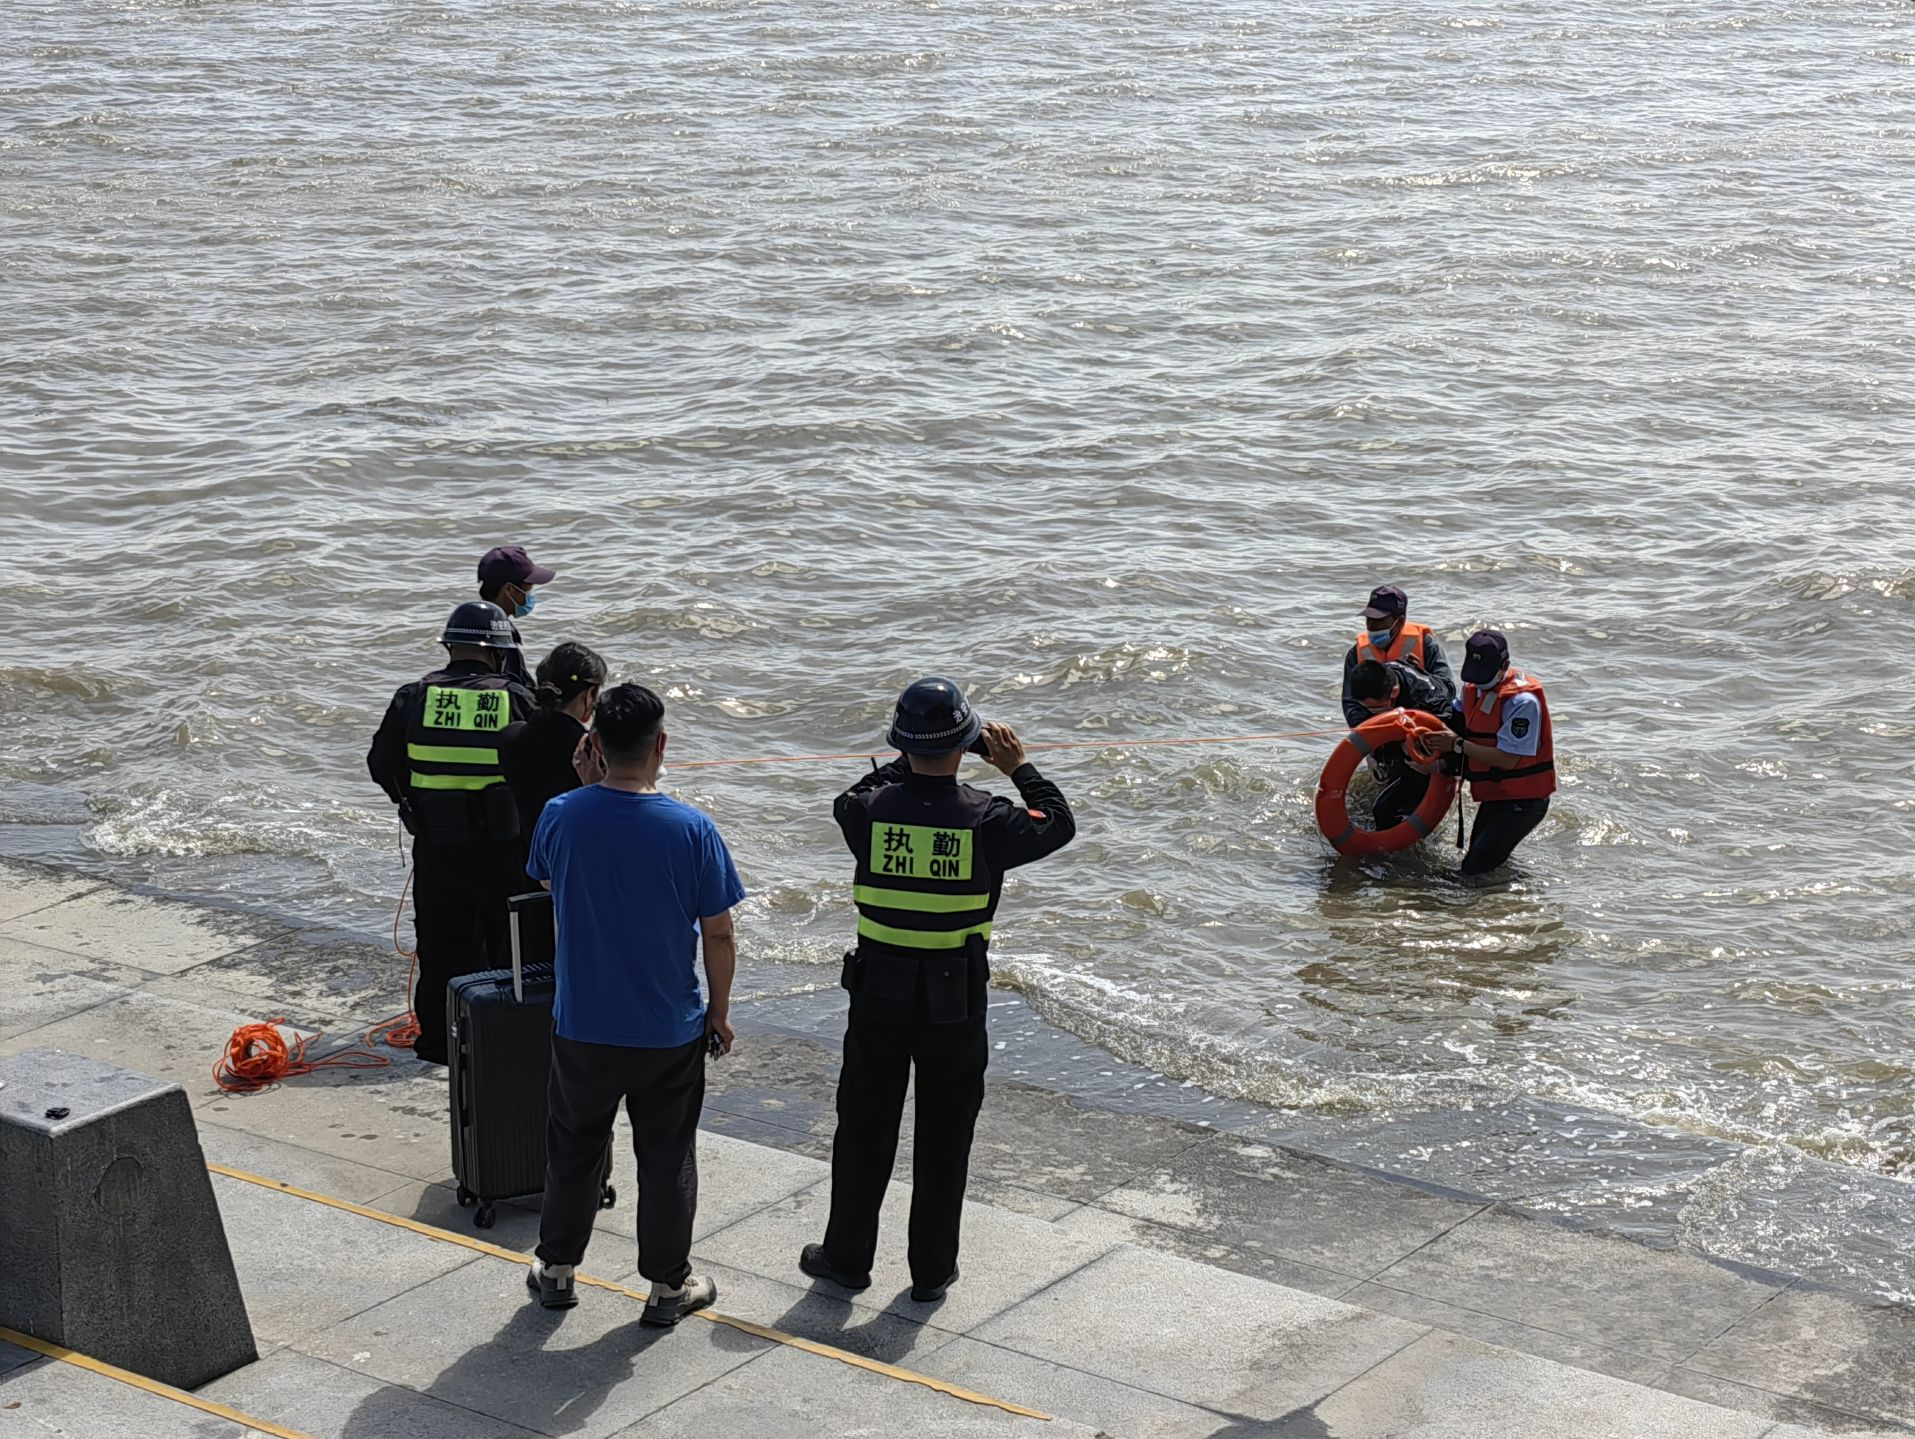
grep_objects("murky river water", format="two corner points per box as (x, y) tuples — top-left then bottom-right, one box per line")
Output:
(4, 0), (1914, 1292)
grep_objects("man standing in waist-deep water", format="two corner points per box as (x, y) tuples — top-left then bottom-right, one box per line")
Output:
(1340, 583), (1456, 729)
(798, 677), (1076, 1303)
(367, 602), (536, 1063)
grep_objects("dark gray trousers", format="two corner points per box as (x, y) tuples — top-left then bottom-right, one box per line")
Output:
(535, 1032), (704, 1285)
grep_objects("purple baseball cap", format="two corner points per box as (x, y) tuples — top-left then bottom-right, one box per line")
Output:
(477, 545), (556, 589)
(1461, 629), (1510, 684)
(1361, 585), (1407, 620)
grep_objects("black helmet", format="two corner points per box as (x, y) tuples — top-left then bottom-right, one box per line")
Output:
(440, 600), (518, 650)
(886, 675), (982, 755)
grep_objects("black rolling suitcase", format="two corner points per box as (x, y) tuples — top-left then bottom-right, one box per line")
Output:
(447, 890), (615, 1230)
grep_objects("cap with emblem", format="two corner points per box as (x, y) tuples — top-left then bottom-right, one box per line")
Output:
(1460, 628), (1511, 685)
(1361, 585), (1407, 620)
(886, 676), (983, 756)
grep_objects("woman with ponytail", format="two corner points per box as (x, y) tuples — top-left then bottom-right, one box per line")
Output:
(503, 641), (610, 850)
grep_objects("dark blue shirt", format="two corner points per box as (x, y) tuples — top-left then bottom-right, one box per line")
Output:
(526, 786), (746, 1049)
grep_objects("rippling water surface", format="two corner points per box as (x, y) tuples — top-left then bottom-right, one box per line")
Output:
(4, 0), (1914, 1289)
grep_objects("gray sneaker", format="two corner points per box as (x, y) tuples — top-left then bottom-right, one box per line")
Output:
(642, 1273), (717, 1327)
(526, 1257), (577, 1310)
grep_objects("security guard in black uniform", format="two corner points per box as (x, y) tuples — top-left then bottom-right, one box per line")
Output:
(799, 677), (1075, 1302)
(366, 601), (536, 1064)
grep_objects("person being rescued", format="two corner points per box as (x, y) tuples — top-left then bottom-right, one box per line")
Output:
(1408, 628), (1555, 876)
(1348, 658), (1453, 830)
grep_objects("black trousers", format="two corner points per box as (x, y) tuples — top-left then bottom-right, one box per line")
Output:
(536, 1033), (705, 1285)
(411, 839), (521, 1063)
(822, 999), (988, 1289)
(1372, 747), (1432, 831)
(1462, 797), (1551, 875)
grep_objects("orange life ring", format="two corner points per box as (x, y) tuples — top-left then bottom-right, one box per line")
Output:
(1315, 709), (1459, 856)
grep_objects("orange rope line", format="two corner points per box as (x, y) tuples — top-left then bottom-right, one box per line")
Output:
(367, 863), (420, 1051)
(214, 1021), (391, 1093)
(673, 727), (1346, 770)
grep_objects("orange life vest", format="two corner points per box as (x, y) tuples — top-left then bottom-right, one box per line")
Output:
(1355, 620), (1434, 672)
(1459, 670), (1555, 802)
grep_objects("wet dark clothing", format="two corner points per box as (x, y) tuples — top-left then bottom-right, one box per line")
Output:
(502, 708), (587, 854)
(1341, 635), (1457, 729)
(820, 757), (1075, 1289)
(1353, 662), (1452, 829)
(1462, 797), (1551, 876)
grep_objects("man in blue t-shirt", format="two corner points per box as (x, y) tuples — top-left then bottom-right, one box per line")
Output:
(521, 683), (746, 1324)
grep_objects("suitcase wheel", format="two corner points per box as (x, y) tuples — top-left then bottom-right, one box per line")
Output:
(474, 1203), (497, 1230)
(456, 1187), (476, 1210)
(599, 1184), (617, 1210)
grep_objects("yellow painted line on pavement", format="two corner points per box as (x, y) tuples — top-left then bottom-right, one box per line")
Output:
(207, 1162), (1052, 1421)
(0, 1325), (315, 1439)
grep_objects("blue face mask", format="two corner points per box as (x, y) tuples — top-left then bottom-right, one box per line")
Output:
(1367, 627), (1395, 648)
(514, 591), (538, 619)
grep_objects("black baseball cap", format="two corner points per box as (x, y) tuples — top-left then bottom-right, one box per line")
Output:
(1362, 585), (1407, 620)
(1461, 629), (1510, 684)
(477, 545), (556, 589)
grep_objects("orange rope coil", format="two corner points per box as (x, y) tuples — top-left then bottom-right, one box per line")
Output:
(214, 1021), (391, 1093)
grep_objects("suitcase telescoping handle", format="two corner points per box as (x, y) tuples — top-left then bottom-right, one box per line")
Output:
(507, 890), (554, 1004)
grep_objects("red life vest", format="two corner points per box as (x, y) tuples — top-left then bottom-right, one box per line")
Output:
(1355, 620), (1434, 672)
(1460, 670), (1555, 802)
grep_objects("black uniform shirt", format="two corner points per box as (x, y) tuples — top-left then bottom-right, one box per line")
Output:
(366, 659), (536, 806)
(835, 758), (1076, 879)
(1340, 633), (1457, 729)
(501, 708), (587, 843)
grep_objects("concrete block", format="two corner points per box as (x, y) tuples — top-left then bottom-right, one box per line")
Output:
(969, 1245), (1425, 1419)
(297, 1254), (771, 1439)
(607, 1344), (1101, 1439)
(0, 1049), (257, 1390)
(1282, 1330), (1770, 1438)
(0, 933), (142, 1042)
(1055, 1201), (1361, 1300)
(0, 1354), (254, 1437)
(211, 1172), (479, 1348)
(1091, 1136), (1486, 1278)
(0, 887), (265, 975)
(923, 1337), (1231, 1438)
(693, 1180), (1122, 1335)
(1371, 1208), (1784, 1363)
(1684, 1286), (1915, 1429)
(200, 1348), (538, 1439)
(0, 863), (103, 923)
(1343, 1280), (1671, 1384)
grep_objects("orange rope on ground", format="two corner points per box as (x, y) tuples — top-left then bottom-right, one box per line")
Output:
(673, 727), (1347, 770)
(367, 863), (421, 1051)
(214, 1021), (392, 1093)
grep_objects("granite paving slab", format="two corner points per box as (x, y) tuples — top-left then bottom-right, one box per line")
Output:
(213, 1172), (481, 1349)
(0, 864), (105, 923)
(198, 1119), (419, 1206)
(0, 1340), (38, 1377)
(0, 934), (143, 1043)
(605, 1344), (1098, 1439)
(693, 1181), (1123, 1335)
(690, 1259), (964, 1369)
(1342, 1280), (1672, 1384)
(295, 1257), (771, 1439)
(1371, 1206), (1787, 1364)
(1089, 1134), (1486, 1279)
(200, 1347), (542, 1439)
(1658, 1367), (1915, 1437)
(1054, 1201), (1361, 1301)
(0, 887), (269, 975)
(922, 1337), (1236, 1439)
(965, 1082), (1217, 1205)
(1685, 1286), (1915, 1430)
(201, 1065), (456, 1183)
(968, 1245), (1425, 1421)
(1277, 1330), (1770, 1438)
(0, 1355), (254, 1437)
